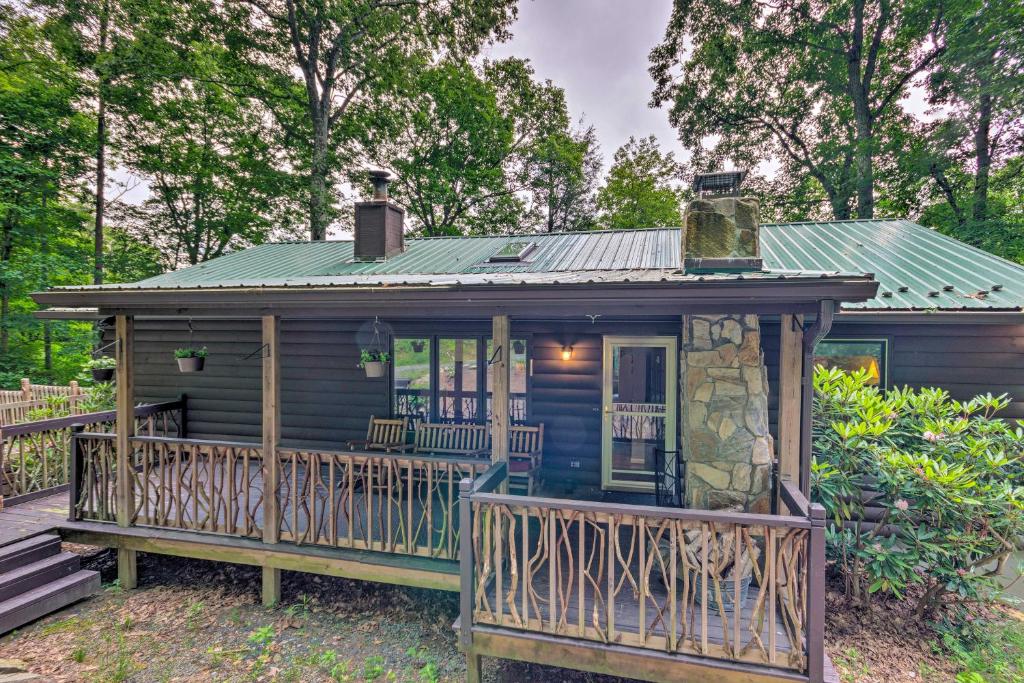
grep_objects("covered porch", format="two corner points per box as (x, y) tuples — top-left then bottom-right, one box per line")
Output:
(32, 243), (876, 683)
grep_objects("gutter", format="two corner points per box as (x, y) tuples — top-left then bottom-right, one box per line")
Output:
(799, 299), (836, 496)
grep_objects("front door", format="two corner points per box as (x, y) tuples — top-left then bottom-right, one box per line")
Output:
(601, 336), (677, 491)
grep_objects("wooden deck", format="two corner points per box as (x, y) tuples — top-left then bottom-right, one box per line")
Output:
(0, 494), (66, 548)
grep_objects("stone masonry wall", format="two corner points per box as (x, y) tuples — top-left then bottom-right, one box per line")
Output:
(680, 314), (773, 513)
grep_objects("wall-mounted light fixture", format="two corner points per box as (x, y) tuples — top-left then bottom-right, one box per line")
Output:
(561, 346), (574, 361)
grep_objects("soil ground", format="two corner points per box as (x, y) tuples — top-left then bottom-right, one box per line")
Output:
(0, 544), (1011, 682)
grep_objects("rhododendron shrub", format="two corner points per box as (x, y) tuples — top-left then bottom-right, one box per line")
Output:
(811, 367), (1024, 618)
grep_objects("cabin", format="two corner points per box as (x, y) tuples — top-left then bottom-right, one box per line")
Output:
(12, 171), (1024, 683)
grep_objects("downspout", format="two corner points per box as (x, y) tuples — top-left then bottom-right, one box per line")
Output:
(800, 299), (835, 497)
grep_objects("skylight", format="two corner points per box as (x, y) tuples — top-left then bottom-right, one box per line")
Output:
(488, 241), (535, 262)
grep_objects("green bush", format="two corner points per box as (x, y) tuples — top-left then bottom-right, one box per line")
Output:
(811, 366), (1024, 618)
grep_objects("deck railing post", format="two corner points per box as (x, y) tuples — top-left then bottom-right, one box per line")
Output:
(177, 393), (188, 439)
(458, 476), (474, 650)
(69, 424), (85, 521)
(807, 502), (826, 683)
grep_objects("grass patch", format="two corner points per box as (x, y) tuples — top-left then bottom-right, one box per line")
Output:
(938, 613), (1024, 683)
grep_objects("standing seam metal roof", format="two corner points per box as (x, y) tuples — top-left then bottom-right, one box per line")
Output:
(80, 220), (1024, 311)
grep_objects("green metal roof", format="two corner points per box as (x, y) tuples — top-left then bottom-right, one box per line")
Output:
(760, 219), (1024, 311)
(62, 219), (1024, 312)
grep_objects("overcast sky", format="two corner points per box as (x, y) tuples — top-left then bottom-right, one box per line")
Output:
(486, 0), (684, 174)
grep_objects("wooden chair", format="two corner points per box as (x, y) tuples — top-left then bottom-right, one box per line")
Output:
(508, 424), (544, 495)
(347, 416), (411, 453)
(412, 422), (490, 458)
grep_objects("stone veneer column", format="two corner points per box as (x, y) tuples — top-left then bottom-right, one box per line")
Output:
(680, 314), (773, 512)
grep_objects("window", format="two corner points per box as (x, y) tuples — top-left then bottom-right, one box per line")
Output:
(488, 241), (535, 262)
(814, 339), (888, 387)
(393, 338), (431, 420)
(393, 335), (529, 423)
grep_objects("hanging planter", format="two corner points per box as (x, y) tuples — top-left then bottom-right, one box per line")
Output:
(512, 339), (525, 355)
(85, 356), (116, 382)
(411, 340), (426, 353)
(360, 349), (390, 378)
(175, 346), (207, 373)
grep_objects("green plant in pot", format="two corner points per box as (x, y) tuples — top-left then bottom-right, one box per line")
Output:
(85, 356), (116, 382)
(174, 346), (208, 372)
(360, 349), (390, 378)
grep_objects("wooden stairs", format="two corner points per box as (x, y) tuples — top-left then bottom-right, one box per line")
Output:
(0, 534), (99, 635)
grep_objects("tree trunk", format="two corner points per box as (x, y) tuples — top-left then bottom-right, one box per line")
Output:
(971, 90), (993, 225)
(851, 96), (875, 219)
(0, 210), (13, 357)
(93, 0), (110, 285)
(309, 116), (330, 241)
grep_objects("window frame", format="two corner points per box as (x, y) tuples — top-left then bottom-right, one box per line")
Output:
(391, 333), (531, 424)
(814, 337), (891, 389)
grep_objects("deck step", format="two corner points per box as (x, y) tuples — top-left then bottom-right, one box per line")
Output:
(0, 570), (99, 635)
(0, 535), (60, 574)
(0, 552), (80, 602)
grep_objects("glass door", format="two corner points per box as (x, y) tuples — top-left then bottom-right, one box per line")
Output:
(602, 336), (677, 491)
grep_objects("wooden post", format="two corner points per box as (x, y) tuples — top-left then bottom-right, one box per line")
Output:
(777, 315), (803, 490)
(466, 652), (482, 683)
(177, 393), (188, 439)
(69, 424), (85, 521)
(262, 316), (281, 545)
(491, 315), (509, 496)
(807, 503), (827, 683)
(115, 315), (134, 528)
(262, 566), (280, 607)
(20, 378), (30, 401)
(458, 477), (474, 649)
(491, 315), (509, 465)
(118, 547), (137, 590)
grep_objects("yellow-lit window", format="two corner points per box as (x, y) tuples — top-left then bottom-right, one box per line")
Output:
(814, 339), (888, 387)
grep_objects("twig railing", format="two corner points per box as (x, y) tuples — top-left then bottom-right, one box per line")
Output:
(276, 448), (490, 559)
(463, 483), (823, 676)
(1, 399), (184, 503)
(70, 433), (490, 562)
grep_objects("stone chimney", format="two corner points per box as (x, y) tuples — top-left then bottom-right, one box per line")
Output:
(354, 170), (405, 260)
(683, 171), (762, 272)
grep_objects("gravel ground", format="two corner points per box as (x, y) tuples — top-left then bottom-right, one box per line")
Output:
(0, 544), (996, 682)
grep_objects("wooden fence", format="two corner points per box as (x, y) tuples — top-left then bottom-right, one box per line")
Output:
(0, 399), (185, 505)
(0, 380), (88, 426)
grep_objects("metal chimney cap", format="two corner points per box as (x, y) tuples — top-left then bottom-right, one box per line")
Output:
(693, 170), (748, 197)
(368, 170), (391, 201)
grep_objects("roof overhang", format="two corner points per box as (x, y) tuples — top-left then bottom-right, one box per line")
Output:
(33, 276), (879, 320)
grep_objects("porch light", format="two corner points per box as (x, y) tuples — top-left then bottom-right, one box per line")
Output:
(561, 346), (573, 361)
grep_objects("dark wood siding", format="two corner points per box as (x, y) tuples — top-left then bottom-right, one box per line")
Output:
(126, 315), (1023, 490)
(760, 319), (1024, 441)
(131, 319), (262, 441)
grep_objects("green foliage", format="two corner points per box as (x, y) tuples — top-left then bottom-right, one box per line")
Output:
(77, 381), (115, 412)
(811, 367), (1024, 617)
(596, 136), (684, 229)
(359, 349), (390, 366)
(85, 356), (116, 370)
(935, 610), (1024, 683)
(174, 346), (207, 359)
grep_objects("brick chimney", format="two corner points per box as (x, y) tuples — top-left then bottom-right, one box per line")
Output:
(683, 171), (762, 273)
(354, 170), (404, 260)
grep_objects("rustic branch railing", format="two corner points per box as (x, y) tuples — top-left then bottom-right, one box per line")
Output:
(1, 399), (184, 503)
(276, 448), (490, 559)
(70, 432), (490, 562)
(462, 483), (823, 677)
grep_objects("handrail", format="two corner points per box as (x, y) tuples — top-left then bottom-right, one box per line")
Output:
(779, 479), (811, 518)
(278, 444), (487, 467)
(132, 434), (258, 450)
(469, 461), (508, 494)
(470, 490), (812, 529)
(1, 399), (184, 437)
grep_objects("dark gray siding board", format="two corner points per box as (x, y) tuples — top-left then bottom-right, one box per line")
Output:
(122, 315), (1022, 492)
(280, 319), (389, 447)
